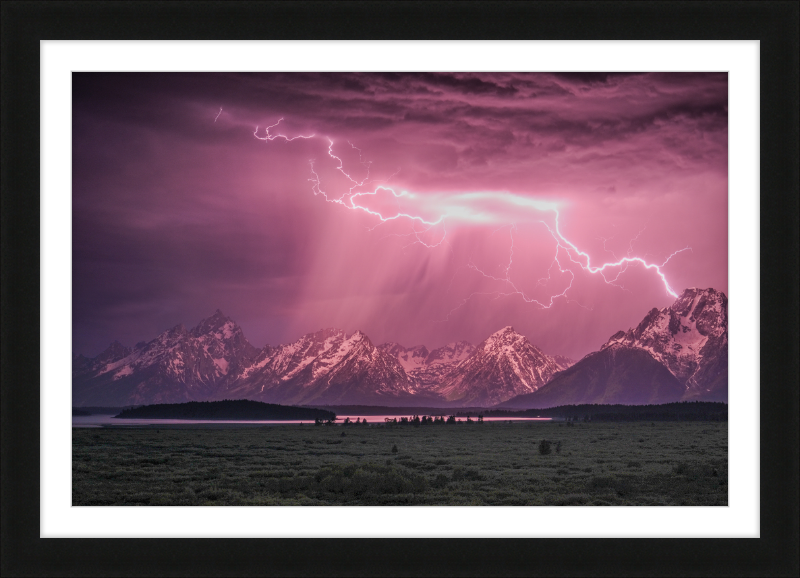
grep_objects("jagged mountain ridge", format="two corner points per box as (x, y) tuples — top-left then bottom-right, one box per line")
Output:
(73, 288), (725, 408)
(378, 341), (477, 392)
(73, 315), (570, 407)
(435, 326), (571, 407)
(601, 287), (727, 400)
(226, 329), (416, 405)
(377, 342), (430, 372)
(72, 311), (259, 406)
(500, 288), (728, 408)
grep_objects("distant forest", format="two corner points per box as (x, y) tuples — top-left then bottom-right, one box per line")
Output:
(73, 406), (141, 415)
(115, 400), (336, 421)
(478, 401), (728, 422)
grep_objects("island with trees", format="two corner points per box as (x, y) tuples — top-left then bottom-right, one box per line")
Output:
(114, 399), (336, 421)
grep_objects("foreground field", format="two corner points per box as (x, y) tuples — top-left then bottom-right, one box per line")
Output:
(73, 421), (727, 506)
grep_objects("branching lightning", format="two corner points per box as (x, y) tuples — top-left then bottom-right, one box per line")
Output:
(463, 224), (586, 314)
(254, 118), (316, 142)
(545, 217), (691, 298)
(253, 117), (692, 316)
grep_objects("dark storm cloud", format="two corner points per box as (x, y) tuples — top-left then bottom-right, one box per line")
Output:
(73, 72), (727, 359)
(367, 72), (515, 97)
(408, 72), (519, 96)
(550, 72), (647, 85)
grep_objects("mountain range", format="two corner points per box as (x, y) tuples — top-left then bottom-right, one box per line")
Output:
(73, 288), (727, 408)
(500, 287), (728, 408)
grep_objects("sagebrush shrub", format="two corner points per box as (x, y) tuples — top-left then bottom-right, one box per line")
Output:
(451, 466), (483, 482)
(538, 439), (552, 455)
(432, 473), (449, 488)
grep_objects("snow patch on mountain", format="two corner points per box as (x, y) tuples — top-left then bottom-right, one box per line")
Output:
(72, 311), (260, 406)
(113, 365), (133, 380)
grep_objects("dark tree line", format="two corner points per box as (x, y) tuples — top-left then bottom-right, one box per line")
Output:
(484, 401), (727, 422)
(382, 414), (485, 426)
(115, 399), (336, 421)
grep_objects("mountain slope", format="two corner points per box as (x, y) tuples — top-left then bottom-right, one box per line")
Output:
(378, 343), (430, 372)
(72, 311), (258, 406)
(500, 344), (686, 409)
(437, 326), (565, 407)
(379, 340), (476, 392)
(602, 288), (727, 401)
(229, 329), (416, 405)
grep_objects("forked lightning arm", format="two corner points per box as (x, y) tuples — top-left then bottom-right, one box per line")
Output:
(252, 118), (690, 307)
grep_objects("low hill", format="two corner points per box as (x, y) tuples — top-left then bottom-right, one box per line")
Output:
(114, 399), (336, 421)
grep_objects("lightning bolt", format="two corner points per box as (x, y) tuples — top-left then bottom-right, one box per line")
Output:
(253, 118), (691, 313)
(309, 149), (448, 248)
(465, 224), (584, 311)
(254, 118), (316, 142)
(545, 216), (690, 298)
(214, 107), (223, 122)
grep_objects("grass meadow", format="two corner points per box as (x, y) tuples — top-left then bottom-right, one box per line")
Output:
(73, 421), (727, 506)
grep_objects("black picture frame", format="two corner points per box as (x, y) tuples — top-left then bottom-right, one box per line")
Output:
(2, 1), (798, 576)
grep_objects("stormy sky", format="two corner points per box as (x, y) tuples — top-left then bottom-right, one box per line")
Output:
(72, 72), (728, 360)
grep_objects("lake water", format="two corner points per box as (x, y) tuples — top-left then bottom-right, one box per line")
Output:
(72, 414), (552, 427)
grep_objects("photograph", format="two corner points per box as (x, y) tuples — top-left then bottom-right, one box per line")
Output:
(71, 72), (729, 507)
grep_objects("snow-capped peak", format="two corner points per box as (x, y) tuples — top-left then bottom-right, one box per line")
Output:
(167, 323), (188, 337)
(191, 310), (241, 340)
(436, 327), (565, 406)
(601, 287), (727, 396)
(491, 326), (516, 337)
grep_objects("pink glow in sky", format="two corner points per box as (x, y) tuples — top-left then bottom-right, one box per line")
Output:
(73, 73), (728, 360)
